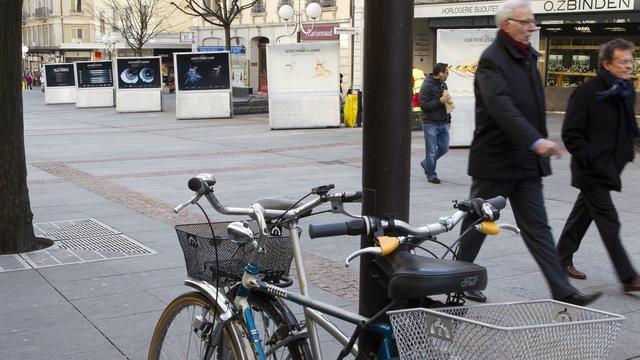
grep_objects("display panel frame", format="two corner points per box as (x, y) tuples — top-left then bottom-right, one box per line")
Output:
(44, 63), (76, 87)
(115, 57), (162, 89)
(75, 60), (114, 88)
(174, 52), (231, 91)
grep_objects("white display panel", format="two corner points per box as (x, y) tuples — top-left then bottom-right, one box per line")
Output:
(173, 51), (232, 119)
(436, 29), (540, 145)
(267, 42), (340, 129)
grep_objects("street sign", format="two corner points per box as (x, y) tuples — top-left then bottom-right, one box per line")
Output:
(333, 27), (360, 35)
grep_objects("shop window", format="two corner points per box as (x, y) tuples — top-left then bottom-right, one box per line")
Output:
(280, 0), (292, 6)
(545, 36), (640, 89)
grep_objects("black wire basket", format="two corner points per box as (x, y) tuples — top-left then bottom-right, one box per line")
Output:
(175, 221), (294, 287)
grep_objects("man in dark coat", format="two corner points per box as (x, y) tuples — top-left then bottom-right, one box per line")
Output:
(456, 0), (601, 306)
(419, 63), (451, 184)
(556, 38), (640, 293)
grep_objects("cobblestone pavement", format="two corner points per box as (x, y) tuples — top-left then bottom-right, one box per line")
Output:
(1, 90), (639, 359)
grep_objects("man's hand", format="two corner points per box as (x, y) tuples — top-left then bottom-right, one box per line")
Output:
(440, 93), (451, 104)
(534, 139), (562, 157)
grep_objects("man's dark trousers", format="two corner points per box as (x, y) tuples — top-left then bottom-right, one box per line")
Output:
(557, 188), (637, 282)
(458, 177), (577, 300)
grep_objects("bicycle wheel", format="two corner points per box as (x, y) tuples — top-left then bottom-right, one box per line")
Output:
(230, 286), (312, 360)
(148, 292), (255, 360)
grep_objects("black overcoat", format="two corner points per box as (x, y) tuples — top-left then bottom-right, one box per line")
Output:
(562, 74), (637, 192)
(468, 32), (550, 179)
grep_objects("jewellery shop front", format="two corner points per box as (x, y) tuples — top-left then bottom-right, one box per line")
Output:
(414, 0), (640, 113)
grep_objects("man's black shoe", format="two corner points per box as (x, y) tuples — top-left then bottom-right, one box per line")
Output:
(462, 290), (487, 302)
(428, 177), (441, 184)
(560, 291), (602, 307)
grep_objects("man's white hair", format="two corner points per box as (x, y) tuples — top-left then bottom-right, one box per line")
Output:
(495, 0), (532, 27)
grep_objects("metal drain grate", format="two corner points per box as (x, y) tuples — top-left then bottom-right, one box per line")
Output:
(0, 219), (156, 272)
(57, 234), (152, 255)
(34, 219), (119, 240)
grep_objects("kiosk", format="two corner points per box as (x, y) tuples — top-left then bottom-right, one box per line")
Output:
(115, 57), (163, 112)
(174, 51), (232, 119)
(75, 60), (115, 108)
(43, 63), (76, 104)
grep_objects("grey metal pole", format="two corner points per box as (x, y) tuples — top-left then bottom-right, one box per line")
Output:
(359, 0), (414, 357)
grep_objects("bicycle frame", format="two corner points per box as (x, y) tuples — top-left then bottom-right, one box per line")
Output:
(227, 218), (398, 360)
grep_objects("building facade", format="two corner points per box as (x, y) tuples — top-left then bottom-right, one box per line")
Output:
(412, 0), (640, 111)
(190, 0), (364, 94)
(21, 0), (193, 82)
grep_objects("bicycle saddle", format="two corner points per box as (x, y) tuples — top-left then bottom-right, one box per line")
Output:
(254, 197), (312, 218)
(375, 250), (487, 300)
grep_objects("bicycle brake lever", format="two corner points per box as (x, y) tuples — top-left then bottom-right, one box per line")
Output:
(345, 247), (382, 267)
(174, 193), (203, 213)
(499, 223), (520, 234)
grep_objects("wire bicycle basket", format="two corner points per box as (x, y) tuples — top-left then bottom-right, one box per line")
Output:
(389, 299), (624, 359)
(175, 221), (294, 287)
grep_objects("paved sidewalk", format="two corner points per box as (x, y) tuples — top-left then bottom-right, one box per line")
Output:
(1, 89), (639, 359)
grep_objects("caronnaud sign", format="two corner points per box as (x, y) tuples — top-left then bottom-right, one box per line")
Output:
(415, 0), (634, 18)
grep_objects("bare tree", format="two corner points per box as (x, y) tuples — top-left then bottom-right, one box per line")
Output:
(0, 0), (51, 254)
(102, 0), (177, 56)
(172, 0), (258, 50)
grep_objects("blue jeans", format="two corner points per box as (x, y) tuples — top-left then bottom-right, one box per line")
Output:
(421, 123), (449, 179)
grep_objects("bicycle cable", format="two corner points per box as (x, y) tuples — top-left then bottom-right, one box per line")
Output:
(445, 217), (484, 259)
(196, 202), (222, 316)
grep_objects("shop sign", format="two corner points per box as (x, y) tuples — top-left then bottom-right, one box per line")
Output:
(299, 24), (340, 41)
(415, 0), (634, 18)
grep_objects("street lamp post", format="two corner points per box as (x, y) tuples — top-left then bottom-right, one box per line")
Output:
(276, 0), (322, 42)
(101, 34), (119, 59)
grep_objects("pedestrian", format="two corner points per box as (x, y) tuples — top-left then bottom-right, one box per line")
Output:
(25, 73), (33, 90)
(556, 38), (640, 293)
(456, 0), (601, 306)
(419, 63), (452, 184)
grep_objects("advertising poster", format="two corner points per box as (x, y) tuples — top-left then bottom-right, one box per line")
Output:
(44, 63), (75, 87)
(175, 52), (230, 91)
(116, 57), (162, 89)
(198, 46), (246, 88)
(266, 42), (339, 93)
(76, 61), (114, 88)
(437, 28), (539, 95)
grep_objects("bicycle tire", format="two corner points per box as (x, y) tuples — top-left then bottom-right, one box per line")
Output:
(148, 292), (255, 360)
(230, 286), (312, 360)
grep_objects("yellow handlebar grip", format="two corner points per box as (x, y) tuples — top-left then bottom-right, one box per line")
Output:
(477, 221), (500, 235)
(375, 236), (400, 255)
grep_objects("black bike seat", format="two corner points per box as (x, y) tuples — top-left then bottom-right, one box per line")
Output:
(254, 197), (312, 218)
(375, 250), (487, 300)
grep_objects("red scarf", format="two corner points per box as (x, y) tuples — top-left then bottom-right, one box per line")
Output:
(499, 29), (531, 58)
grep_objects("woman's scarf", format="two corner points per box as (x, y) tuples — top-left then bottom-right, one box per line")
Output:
(597, 69), (638, 140)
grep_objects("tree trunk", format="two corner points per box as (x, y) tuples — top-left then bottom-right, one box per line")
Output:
(0, 0), (39, 254)
(224, 25), (231, 51)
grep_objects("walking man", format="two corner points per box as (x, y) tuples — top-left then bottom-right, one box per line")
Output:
(419, 63), (451, 184)
(456, 0), (601, 306)
(557, 38), (640, 293)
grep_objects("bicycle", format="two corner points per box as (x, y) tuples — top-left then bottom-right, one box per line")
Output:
(148, 174), (624, 359)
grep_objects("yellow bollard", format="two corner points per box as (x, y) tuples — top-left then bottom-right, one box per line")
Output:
(22, 81), (27, 89)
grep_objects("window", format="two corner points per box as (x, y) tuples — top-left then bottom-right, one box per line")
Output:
(279, 0), (292, 6)
(71, 27), (83, 42)
(252, 0), (265, 13)
(308, 0), (334, 7)
(69, 0), (81, 13)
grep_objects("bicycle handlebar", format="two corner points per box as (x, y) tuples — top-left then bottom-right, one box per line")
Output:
(308, 196), (507, 239)
(175, 174), (362, 222)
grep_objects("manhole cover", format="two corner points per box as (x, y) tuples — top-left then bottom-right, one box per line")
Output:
(0, 219), (156, 272)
